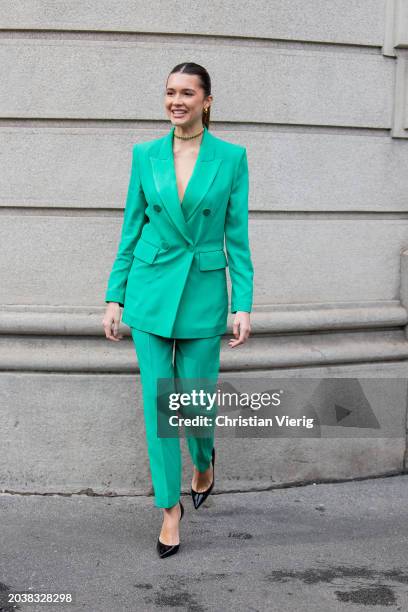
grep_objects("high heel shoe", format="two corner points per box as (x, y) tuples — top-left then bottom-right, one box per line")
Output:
(156, 500), (184, 559)
(191, 447), (215, 510)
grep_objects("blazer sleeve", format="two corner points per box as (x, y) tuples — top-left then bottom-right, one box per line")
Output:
(225, 147), (254, 314)
(105, 145), (147, 307)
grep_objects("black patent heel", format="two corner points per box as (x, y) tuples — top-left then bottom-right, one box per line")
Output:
(191, 447), (215, 509)
(156, 500), (184, 559)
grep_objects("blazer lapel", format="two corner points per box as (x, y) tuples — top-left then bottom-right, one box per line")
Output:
(181, 128), (222, 222)
(150, 126), (222, 243)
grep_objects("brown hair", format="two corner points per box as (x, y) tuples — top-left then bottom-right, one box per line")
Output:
(167, 62), (212, 129)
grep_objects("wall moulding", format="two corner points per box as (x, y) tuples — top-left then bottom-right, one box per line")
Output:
(391, 49), (408, 137)
(383, 0), (408, 56)
(384, 1), (408, 137)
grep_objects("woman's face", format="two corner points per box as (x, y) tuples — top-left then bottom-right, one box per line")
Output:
(165, 73), (211, 127)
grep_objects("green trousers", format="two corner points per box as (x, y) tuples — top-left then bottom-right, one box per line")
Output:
(131, 328), (222, 508)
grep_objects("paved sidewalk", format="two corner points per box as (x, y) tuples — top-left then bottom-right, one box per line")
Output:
(1, 475), (408, 611)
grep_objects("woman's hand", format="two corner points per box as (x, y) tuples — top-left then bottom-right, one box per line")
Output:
(228, 312), (251, 347)
(102, 302), (123, 341)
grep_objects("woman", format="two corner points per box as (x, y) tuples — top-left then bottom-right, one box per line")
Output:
(102, 62), (254, 558)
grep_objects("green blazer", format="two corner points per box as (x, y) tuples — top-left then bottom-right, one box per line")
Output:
(105, 125), (254, 338)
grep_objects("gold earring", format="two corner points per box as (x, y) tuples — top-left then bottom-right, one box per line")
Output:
(204, 107), (208, 113)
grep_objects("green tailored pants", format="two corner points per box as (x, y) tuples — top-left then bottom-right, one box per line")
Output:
(131, 328), (222, 509)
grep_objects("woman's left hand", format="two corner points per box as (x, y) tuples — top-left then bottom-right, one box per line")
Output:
(228, 312), (251, 347)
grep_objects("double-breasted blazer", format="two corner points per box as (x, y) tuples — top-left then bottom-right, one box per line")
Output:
(105, 125), (254, 338)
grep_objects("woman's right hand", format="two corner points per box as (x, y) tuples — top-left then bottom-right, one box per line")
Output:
(102, 302), (123, 341)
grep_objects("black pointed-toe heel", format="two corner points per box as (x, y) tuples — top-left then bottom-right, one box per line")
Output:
(191, 447), (215, 510)
(156, 500), (184, 559)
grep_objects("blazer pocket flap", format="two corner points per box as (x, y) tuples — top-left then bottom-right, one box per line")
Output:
(199, 249), (228, 271)
(133, 238), (160, 264)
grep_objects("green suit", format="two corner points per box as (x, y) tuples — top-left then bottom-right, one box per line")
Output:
(105, 126), (254, 508)
(105, 125), (254, 338)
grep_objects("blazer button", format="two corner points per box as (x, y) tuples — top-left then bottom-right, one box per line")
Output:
(203, 208), (211, 216)
(153, 204), (162, 212)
